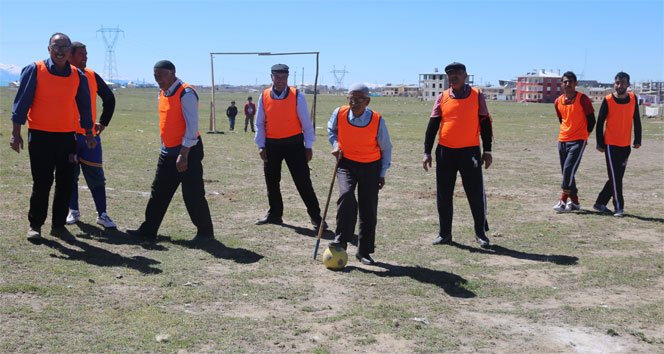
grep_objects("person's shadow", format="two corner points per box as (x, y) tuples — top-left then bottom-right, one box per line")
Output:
(449, 242), (578, 265)
(575, 209), (664, 223)
(167, 238), (263, 264)
(73, 222), (168, 251)
(281, 223), (335, 240)
(41, 237), (162, 274)
(347, 262), (476, 298)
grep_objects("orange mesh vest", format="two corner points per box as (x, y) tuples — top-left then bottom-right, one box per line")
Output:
(337, 106), (381, 163)
(27, 61), (80, 132)
(159, 83), (199, 148)
(604, 92), (635, 147)
(263, 87), (302, 139)
(438, 87), (480, 148)
(75, 68), (98, 134)
(556, 92), (589, 142)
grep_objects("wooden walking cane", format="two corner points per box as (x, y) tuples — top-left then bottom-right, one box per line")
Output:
(312, 151), (342, 260)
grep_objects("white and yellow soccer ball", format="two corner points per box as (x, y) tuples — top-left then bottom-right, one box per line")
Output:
(323, 246), (348, 270)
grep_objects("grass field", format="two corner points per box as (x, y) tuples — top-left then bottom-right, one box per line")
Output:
(1, 87), (663, 353)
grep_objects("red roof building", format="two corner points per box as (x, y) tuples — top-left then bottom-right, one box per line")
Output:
(515, 69), (562, 103)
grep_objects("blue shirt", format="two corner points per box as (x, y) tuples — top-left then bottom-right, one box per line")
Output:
(328, 107), (393, 178)
(254, 86), (316, 149)
(11, 58), (93, 131)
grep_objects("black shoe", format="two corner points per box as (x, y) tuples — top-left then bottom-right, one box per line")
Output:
(50, 226), (75, 241)
(190, 234), (214, 244)
(432, 234), (452, 245)
(328, 241), (347, 251)
(27, 227), (44, 244)
(311, 217), (328, 230)
(475, 234), (491, 249)
(355, 253), (375, 265)
(255, 215), (283, 225)
(126, 228), (157, 240)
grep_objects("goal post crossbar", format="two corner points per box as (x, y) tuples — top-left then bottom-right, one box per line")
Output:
(209, 51), (320, 133)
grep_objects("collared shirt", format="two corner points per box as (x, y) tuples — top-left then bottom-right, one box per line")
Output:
(430, 84), (489, 117)
(160, 78), (199, 156)
(254, 86), (315, 149)
(11, 57), (93, 131)
(328, 107), (393, 178)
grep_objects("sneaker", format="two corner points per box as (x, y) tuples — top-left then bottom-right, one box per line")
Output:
(355, 253), (375, 265)
(475, 234), (491, 249)
(593, 204), (613, 214)
(96, 212), (117, 228)
(565, 201), (580, 211)
(66, 209), (81, 224)
(613, 209), (624, 217)
(255, 214), (283, 225)
(553, 200), (567, 212)
(26, 227), (43, 243)
(432, 234), (452, 245)
(311, 217), (328, 230)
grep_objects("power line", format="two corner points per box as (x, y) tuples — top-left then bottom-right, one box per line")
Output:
(330, 65), (349, 94)
(96, 25), (124, 82)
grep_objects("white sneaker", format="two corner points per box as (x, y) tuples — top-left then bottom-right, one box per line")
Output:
(613, 209), (624, 217)
(66, 209), (81, 224)
(96, 212), (117, 228)
(565, 201), (580, 211)
(553, 200), (567, 212)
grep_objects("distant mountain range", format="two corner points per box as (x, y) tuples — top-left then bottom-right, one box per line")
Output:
(0, 63), (22, 83)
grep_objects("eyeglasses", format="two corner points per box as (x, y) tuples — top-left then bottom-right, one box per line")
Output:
(347, 96), (367, 103)
(49, 44), (71, 52)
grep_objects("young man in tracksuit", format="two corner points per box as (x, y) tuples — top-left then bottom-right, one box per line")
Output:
(327, 83), (392, 265)
(253, 64), (324, 228)
(422, 62), (493, 249)
(244, 96), (255, 133)
(9, 33), (96, 242)
(226, 100), (237, 131)
(127, 60), (214, 243)
(66, 41), (117, 228)
(553, 71), (596, 212)
(593, 72), (641, 217)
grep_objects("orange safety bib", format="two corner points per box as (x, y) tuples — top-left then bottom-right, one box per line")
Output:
(556, 92), (589, 142)
(263, 87), (302, 139)
(337, 106), (381, 163)
(159, 82), (200, 148)
(604, 92), (635, 147)
(27, 60), (80, 132)
(438, 87), (480, 148)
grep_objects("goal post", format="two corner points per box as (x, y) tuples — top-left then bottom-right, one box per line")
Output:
(209, 51), (320, 133)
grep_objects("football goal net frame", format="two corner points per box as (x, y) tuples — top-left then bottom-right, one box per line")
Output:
(208, 51), (320, 133)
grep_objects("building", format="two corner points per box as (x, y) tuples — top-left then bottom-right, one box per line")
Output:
(478, 84), (516, 101)
(379, 84), (420, 97)
(418, 68), (474, 101)
(634, 81), (663, 105)
(515, 69), (561, 103)
(577, 86), (613, 102)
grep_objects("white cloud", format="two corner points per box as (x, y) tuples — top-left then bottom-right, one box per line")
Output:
(0, 63), (22, 75)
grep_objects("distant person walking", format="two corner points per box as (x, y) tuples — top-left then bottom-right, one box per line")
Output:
(66, 41), (117, 229)
(553, 71), (595, 212)
(254, 64), (324, 228)
(422, 62), (493, 248)
(226, 100), (237, 131)
(9, 32), (95, 242)
(593, 72), (641, 217)
(244, 96), (255, 132)
(327, 83), (392, 265)
(127, 60), (214, 243)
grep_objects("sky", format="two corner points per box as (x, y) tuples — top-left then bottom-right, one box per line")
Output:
(0, 0), (662, 87)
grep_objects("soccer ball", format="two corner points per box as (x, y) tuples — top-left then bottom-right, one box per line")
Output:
(323, 246), (348, 270)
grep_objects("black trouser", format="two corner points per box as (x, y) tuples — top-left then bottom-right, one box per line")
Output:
(435, 144), (488, 238)
(558, 140), (586, 196)
(138, 138), (213, 236)
(27, 129), (76, 230)
(334, 158), (381, 256)
(245, 115), (255, 132)
(263, 134), (321, 220)
(596, 145), (631, 211)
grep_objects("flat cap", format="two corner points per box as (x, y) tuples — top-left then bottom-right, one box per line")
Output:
(247, 96), (252, 100)
(154, 60), (175, 71)
(444, 62), (466, 73)
(347, 83), (369, 95)
(271, 64), (289, 73)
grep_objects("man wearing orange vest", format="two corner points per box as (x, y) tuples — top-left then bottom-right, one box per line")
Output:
(66, 41), (117, 229)
(553, 71), (596, 212)
(422, 62), (493, 248)
(10, 33), (96, 243)
(593, 72), (641, 217)
(327, 83), (392, 265)
(254, 64), (324, 228)
(126, 60), (214, 243)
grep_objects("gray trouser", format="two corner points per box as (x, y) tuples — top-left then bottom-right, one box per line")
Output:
(558, 140), (586, 196)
